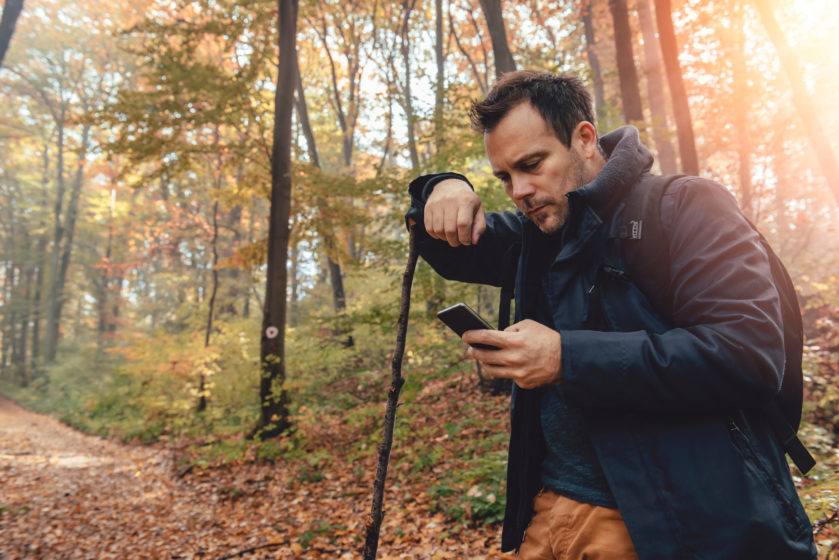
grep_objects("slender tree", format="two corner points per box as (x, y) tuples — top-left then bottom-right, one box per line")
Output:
(477, 0), (516, 77)
(399, 0), (420, 170)
(654, 0), (699, 175)
(294, 51), (353, 346)
(0, 0), (24, 69)
(636, 0), (677, 173)
(608, 0), (644, 124)
(582, 0), (606, 121)
(257, 0), (298, 438)
(434, 0), (445, 147)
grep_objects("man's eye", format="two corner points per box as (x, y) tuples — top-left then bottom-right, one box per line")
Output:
(522, 161), (539, 171)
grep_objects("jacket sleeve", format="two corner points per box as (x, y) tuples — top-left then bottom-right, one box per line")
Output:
(407, 173), (523, 287)
(561, 178), (786, 415)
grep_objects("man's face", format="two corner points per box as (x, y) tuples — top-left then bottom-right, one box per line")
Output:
(485, 101), (586, 234)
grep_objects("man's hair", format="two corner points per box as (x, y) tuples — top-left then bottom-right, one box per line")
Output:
(470, 70), (597, 147)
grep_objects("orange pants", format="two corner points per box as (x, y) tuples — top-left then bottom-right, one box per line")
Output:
(516, 489), (639, 560)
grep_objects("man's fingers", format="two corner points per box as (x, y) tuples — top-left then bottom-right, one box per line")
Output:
(472, 206), (486, 245)
(422, 179), (482, 247)
(456, 206), (473, 246)
(444, 205), (461, 246)
(462, 328), (509, 348)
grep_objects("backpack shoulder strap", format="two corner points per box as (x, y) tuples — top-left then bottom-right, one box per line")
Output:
(611, 174), (687, 320)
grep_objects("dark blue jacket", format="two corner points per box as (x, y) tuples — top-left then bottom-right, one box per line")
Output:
(406, 127), (816, 559)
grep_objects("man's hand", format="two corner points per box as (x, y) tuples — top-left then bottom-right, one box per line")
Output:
(463, 319), (562, 389)
(424, 178), (486, 246)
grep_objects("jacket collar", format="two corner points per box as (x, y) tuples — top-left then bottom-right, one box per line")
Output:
(574, 126), (654, 219)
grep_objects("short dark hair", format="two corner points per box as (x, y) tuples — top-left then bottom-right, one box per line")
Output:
(470, 70), (596, 147)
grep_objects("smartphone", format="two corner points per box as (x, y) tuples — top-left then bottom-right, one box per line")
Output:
(436, 303), (499, 350)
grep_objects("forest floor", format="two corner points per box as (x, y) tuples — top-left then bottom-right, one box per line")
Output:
(0, 382), (515, 560)
(2, 365), (837, 559)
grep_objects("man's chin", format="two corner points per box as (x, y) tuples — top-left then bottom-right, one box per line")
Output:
(532, 211), (566, 234)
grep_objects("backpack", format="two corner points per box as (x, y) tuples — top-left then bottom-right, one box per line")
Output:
(614, 174), (815, 474)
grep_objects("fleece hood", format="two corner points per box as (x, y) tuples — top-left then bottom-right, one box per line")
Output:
(576, 125), (654, 219)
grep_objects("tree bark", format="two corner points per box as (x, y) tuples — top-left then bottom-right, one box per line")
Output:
(608, 0), (645, 124)
(582, 0), (606, 122)
(0, 0), (24, 69)
(654, 0), (699, 175)
(754, 0), (839, 206)
(256, 0), (297, 438)
(477, 0), (516, 78)
(636, 0), (678, 173)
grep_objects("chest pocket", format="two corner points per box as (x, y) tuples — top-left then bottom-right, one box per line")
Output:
(585, 237), (671, 335)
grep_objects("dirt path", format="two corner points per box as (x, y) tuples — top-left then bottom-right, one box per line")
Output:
(0, 395), (512, 559)
(0, 394), (201, 558)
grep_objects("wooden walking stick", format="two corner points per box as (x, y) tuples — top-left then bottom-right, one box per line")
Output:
(362, 225), (419, 559)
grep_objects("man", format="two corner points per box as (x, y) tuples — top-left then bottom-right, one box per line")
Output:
(405, 71), (816, 559)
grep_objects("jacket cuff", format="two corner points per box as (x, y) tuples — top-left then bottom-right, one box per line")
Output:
(559, 329), (631, 408)
(406, 172), (473, 231)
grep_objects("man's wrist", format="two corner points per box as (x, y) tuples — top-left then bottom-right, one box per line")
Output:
(421, 172), (473, 200)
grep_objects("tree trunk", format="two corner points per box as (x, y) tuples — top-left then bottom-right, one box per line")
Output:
(109, 275), (122, 334)
(434, 0), (445, 149)
(754, 0), (839, 206)
(97, 187), (116, 343)
(582, 0), (607, 122)
(1, 260), (12, 371)
(477, 0), (516, 78)
(257, 0), (297, 438)
(636, 0), (678, 173)
(47, 124), (90, 362)
(30, 145), (50, 370)
(654, 0), (699, 176)
(220, 203), (243, 315)
(44, 118), (66, 363)
(400, 0), (420, 170)
(0, 0), (24, 69)
(294, 50), (352, 346)
(728, 2), (753, 218)
(608, 0), (645, 124)
(198, 199), (220, 412)
(17, 257), (33, 385)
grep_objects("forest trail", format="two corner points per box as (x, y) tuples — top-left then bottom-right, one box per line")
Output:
(0, 394), (513, 559)
(0, 393), (205, 558)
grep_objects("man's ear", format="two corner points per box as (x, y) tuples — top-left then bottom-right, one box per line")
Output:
(574, 121), (598, 158)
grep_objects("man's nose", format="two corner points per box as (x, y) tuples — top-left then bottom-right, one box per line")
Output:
(510, 176), (535, 201)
